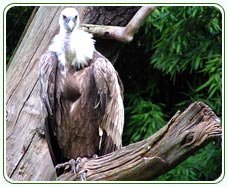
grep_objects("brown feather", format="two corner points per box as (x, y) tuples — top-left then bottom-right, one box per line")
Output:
(92, 52), (124, 153)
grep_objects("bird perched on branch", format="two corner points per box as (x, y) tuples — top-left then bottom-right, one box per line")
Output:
(39, 7), (124, 177)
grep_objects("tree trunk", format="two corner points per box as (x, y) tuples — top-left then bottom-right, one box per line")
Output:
(6, 6), (221, 182)
(6, 6), (140, 181)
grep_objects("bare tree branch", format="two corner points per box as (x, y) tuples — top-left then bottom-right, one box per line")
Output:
(81, 6), (156, 42)
(57, 102), (222, 181)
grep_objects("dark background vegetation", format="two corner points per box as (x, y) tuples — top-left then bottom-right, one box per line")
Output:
(6, 6), (34, 64)
(6, 6), (222, 181)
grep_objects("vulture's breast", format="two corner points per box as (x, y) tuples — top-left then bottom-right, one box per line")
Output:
(55, 65), (101, 159)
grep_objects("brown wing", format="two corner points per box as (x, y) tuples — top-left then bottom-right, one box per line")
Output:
(39, 51), (65, 167)
(92, 52), (124, 155)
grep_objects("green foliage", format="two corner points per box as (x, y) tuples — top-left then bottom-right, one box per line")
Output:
(124, 94), (166, 143)
(157, 142), (222, 181)
(117, 6), (222, 181)
(145, 7), (221, 79)
(6, 6), (34, 64)
(144, 6), (222, 115)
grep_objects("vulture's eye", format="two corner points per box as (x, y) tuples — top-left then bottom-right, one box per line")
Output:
(74, 15), (78, 20)
(62, 15), (67, 20)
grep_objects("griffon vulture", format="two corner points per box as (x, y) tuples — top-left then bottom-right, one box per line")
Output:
(39, 8), (124, 176)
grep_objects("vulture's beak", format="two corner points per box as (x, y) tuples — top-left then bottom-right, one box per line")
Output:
(68, 19), (75, 32)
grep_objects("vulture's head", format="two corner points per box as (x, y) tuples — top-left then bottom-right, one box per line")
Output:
(59, 8), (80, 32)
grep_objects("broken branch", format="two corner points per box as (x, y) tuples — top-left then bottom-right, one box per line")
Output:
(81, 6), (156, 42)
(57, 102), (222, 181)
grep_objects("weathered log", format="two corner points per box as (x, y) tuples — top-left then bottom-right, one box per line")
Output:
(57, 102), (221, 181)
(6, 6), (60, 181)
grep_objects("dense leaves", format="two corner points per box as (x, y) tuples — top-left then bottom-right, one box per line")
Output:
(117, 6), (222, 181)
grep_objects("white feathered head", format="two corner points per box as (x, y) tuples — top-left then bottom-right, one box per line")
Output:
(59, 8), (80, 32)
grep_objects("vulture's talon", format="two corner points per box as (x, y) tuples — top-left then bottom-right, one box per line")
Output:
(80, 170), (87, 181)
(92, 154), (98, 159)
(69, 159), (77, 174)
(55, 157), (86, 179)
(55, 158), (78, 174)
(75, 157), (81, 173)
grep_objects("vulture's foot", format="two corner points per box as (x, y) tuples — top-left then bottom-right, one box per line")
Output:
(80, 170), (87, 181)
(92, 154), (98, 159)
(55, 158), (87, 181)
(55, 159), (78, 174)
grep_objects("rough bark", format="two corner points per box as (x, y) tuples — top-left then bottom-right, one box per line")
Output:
(57, 102), (221, 181)
(5, 6), (141, 181)
(6, 6), (60, 181)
